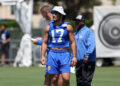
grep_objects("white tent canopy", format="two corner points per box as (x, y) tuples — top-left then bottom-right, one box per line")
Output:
(0, 0), (23, 5)
(0, 0), (33, 67)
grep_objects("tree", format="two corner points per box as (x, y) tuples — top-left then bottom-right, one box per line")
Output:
(33, 0), (101, 26)
(40, 0), (101, 20)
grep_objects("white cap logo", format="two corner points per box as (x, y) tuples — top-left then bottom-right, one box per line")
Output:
(76, 15), (83, 20)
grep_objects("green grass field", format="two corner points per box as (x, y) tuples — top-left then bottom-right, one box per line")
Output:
(0, 66), (120, 86)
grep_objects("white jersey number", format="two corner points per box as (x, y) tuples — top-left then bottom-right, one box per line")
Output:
(51, 29), (64, 43)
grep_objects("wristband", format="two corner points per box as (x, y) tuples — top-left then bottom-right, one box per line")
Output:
(41, 56), (45, 58)
(36, 40), (43, 45)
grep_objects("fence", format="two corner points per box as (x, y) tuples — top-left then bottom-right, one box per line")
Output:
(0, 27), (44, 65)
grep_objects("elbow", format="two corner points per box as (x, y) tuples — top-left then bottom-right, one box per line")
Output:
(42, 41), (47, 46)
(71, 41), (76, 46)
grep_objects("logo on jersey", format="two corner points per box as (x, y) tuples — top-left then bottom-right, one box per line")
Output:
(88, 37), (91, 40)
(79, 35), (83, 38)
(48, 66), (51, 70)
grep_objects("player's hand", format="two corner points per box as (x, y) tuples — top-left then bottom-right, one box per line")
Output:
(31, 37), (42, 44)
(30, 38), (36, 44)
(83, 57), (88, 63)
(40, 57), (46, 65)
(36, 37), (42, 40)
(71, 57), (77, 67)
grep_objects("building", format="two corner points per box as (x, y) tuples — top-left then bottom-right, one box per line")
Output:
(100, 0), (113, 5)
(0, 5), (45, 29)
(0, 0), (119, 28)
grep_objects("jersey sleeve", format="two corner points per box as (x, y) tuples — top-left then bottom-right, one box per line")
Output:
(85, 30), (96, 57)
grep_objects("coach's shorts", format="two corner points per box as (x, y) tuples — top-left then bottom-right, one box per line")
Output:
(46, 49), (71, 74)
(1, 44), (9, 57)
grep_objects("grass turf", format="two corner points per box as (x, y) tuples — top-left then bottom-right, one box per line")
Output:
(0, 66), (120, 86)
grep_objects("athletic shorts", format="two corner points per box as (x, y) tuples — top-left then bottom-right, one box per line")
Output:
(46, 49), (71, 74)
(1, 44), (9, 56)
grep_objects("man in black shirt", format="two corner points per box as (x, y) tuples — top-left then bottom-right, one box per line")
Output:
(0, 24), (11, 65)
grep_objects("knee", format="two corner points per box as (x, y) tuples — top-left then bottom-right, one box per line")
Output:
(62, 73), (70, 82)
(44, 74), (51, 86)
(52, 77), (58, 82)
(45, 74), (50, 78)
(52, 75), (58, 83)
(62, 76), (70, 83)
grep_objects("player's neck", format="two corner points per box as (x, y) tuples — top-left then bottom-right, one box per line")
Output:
(77, 25), (85, 30)
(54, 19), (63, 26)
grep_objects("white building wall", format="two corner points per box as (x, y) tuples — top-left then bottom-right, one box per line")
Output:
(0, 5), (44, 28)
(100, 0), (113, 5)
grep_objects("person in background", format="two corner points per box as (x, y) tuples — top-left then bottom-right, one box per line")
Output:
(41, 6), (77, 86)
(40, 5), (53, 21)
(33, 5), (53, 45)
(0, 24), (11, 66)
(32, 37), (43, 45)
(32, 5), (53, 45)
(74, 15), (96, 86)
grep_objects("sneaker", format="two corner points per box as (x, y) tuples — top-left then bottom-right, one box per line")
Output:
(70, 67), (75, 73)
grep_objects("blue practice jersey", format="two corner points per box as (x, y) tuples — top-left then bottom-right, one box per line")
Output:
(48, 21), (71, 48)
(75, 25), (96, 62)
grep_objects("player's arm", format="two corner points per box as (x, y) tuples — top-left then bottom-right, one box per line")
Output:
(84, 30), (95, 63)
(32, 37), (43, 45)
(67, 25), (77, 66)
(41, 25), (49, 65)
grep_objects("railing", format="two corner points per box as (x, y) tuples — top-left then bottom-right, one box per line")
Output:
(0, 40), (42, 65)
